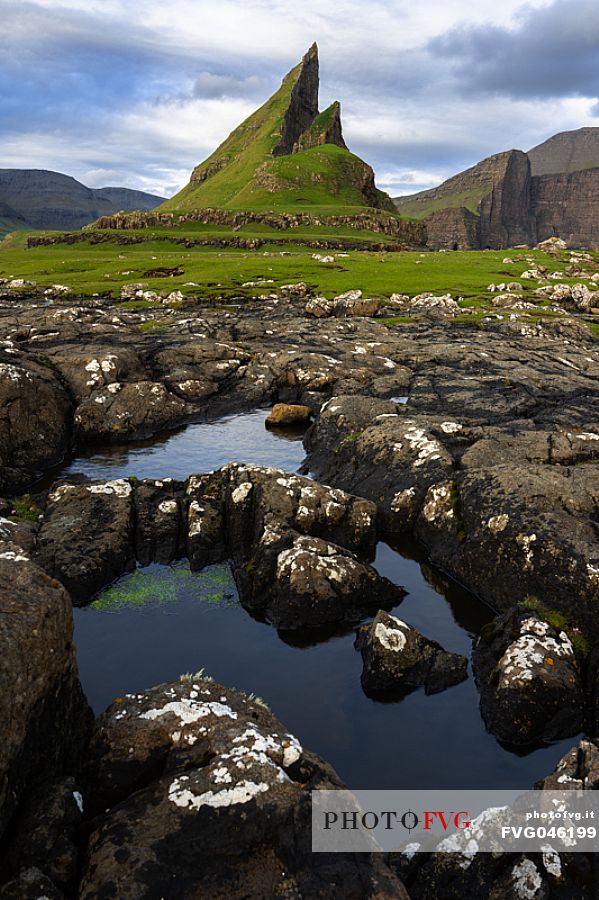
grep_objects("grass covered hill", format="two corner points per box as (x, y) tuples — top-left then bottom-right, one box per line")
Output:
(161, 44), (395, 215)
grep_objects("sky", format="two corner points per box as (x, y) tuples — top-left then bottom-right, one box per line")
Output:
(1, 0), (599, 199)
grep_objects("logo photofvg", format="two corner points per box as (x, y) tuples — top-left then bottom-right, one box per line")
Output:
(323, 808), (472, 835)
(311, 790), (599, 854)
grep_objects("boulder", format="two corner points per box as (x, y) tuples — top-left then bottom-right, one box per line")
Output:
(473, 611), (584, 745)
(36, 480), (135, 603)
(238, 527), (405, 629)
(0, 358), (72, 493)
(80, 679), (407, 899)
(265, 403), (311, 427)
(356, 610), (468, 695)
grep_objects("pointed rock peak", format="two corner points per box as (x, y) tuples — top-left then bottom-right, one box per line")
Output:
(294, 100), (348, 153)
(272, 45), (320, 157)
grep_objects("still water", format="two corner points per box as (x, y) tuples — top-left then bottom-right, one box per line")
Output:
(72, 410), (575, 789)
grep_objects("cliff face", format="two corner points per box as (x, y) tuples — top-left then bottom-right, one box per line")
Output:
(294, 101), (347, 153)
(272, 43), (319, 156)
(532, 167), (599, 247)
(0, 170), (165, 231)
(478, 150), (535, 249)
(395, 129), (599, 249)
(424, 207), (481, 251)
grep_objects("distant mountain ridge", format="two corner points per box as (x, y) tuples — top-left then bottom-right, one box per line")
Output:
(394, 127), (599, 249)
(528, 127), (599, 176)
(0, 169), (166, 234)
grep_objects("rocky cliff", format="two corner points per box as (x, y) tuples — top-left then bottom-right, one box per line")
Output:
(532, 167), (599, 246)
(395, 127), (599, 249)
(0, 170), (166, 231)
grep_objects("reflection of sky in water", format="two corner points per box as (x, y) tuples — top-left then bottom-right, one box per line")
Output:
(42, 410), (306, 485)
(75, 547), (576, 791)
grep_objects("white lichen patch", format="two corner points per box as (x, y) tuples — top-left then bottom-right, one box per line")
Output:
(486, 514), (509, 534)
(139, 699), (238, 725)
(511, 858), (543, 898)
(0, 549), (29, 561)
(231, 482), (253, 504)
(516, 533), (537, 567)
(439, 421), (463, 434)
(158, 500), (178, 514)
(374, 617), (409, 652)
(0, 363), (31, 383)
(496, 617), (575, 687)
(87, 480), (132, 498)
(403, 426), (444, 467)
(422, 483), (454, 523)
(168, 776), (268, 810)
(391, 487), (416, 514)
(541, 845), (562, 879)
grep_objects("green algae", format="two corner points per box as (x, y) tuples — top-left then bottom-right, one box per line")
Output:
(91, 562), (237, 612)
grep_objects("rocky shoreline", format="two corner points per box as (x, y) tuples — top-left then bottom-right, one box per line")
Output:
(0, 285), (598, 897)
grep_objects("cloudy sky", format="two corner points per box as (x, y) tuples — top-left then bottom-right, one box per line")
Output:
(1, 0), (599, 198)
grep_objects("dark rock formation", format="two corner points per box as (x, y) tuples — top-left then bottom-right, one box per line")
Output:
(0, 355), (73, 493)
(0, 551), (91, 840)
(473, 611), (583, 745)
(36, 480), (136, 603)
(294, 100), (348, 152)
(0, 777), (83, 894)
(0, 169), (165, 231)
(356, 609), (468, 695)
(80, 678), (408, 899)
(424, 206), (480, 251)
(478, 150), (535, 249)
(273, 42), (320, 156)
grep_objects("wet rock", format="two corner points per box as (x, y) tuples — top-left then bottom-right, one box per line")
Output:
(36, 480), (135, 603)
(0, 777), (82, 893)
(265, 402), (311, 426)
(238, 527), (405, 629)
(185, 473), (226, 569)
(473, 611), (583, 745)
(0, 357), (72, 492)
(356, 610), (468, 695)
(134, 479), (185, 565)
(305, 396), (455, 530)
(81, 678), (407, 899)
(0, 551), (91, 840)
(74, 380), (188, 440)
(223, 463), (379, 560)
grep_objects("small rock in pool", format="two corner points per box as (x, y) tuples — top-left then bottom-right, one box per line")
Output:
(355, 609), (468, 696)
(265, 403), (312, 427)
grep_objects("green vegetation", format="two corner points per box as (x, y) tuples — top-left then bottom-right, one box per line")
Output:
(10, 493), (41, 522)
(3, 233), (596, 311)
(519, 596), (591, 657)
(91, 562), (237, 611)
(137, 320), (170, 332)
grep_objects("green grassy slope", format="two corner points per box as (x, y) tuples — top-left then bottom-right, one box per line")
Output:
(161, 47), (394, 215)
